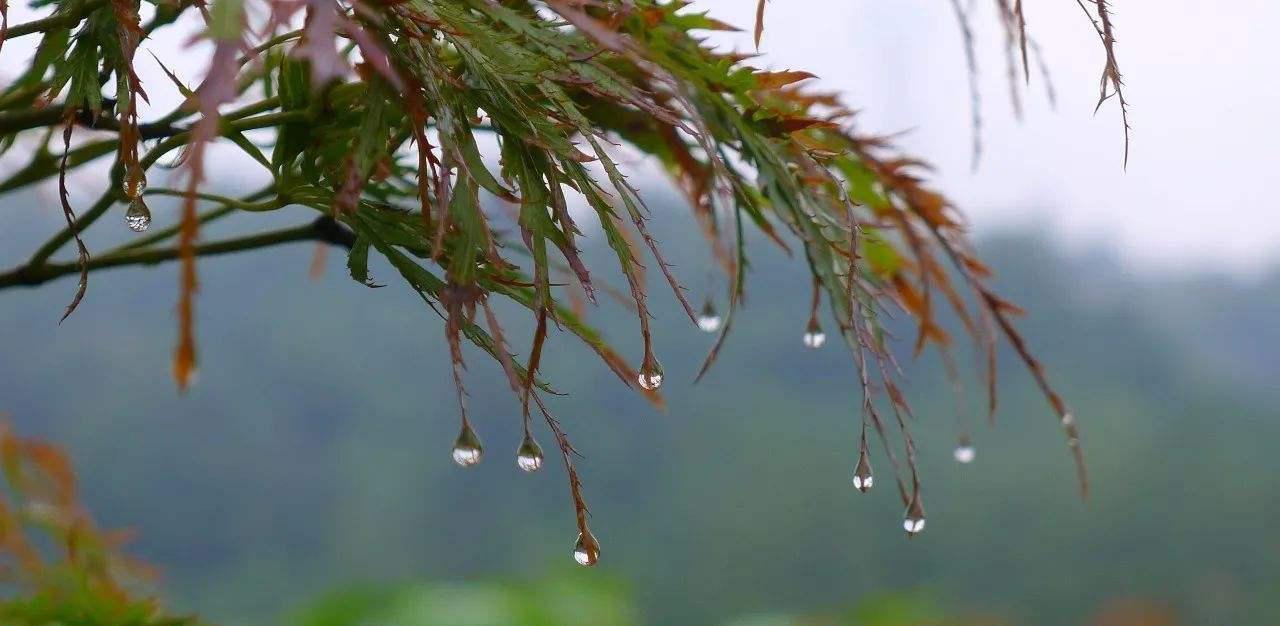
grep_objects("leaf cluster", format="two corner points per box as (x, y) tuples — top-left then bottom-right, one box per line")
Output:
(0, 0), (1126, 547)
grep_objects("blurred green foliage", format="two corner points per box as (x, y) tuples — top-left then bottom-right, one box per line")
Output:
(1, 190), (1278, 625)
(293, 577), (635, 626)
(291, 579), (1001, 626)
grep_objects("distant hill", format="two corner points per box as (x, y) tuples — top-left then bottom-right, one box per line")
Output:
(1, 187), (1278, 625)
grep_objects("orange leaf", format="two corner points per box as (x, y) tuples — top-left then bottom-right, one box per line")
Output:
(753, 70), (817, 90)
(774, 116), (839, 134)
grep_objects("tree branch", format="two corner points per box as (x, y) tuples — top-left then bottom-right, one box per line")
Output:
(0, 98), (286, 139)
(0, 216), (354, 289)
(2, 0), (108, 40)
(22, 109), (308, 267)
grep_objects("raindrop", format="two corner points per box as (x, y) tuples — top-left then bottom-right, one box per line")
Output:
(953, 444), (975, 464)
(802, 320), (826, 349)
(124, 198), (151, 232)
(852, 473), (873, 492)
(696, 300), (722, 333)
(852, 449), (873, 493)
(515, 434), (544, 473)
(903, 490), (926, 535)
(697, 316), (722, 333)
(123, 169), (147, 199)
(637, 358), (664, 390)
(1061, 411), (1081, 448)
(451, 424), (483, 467)
(903, 516), (926, 534)
(573, 531), (600, 566)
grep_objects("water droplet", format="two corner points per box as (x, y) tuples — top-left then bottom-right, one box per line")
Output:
(802, 320), (826, 348)
(637, 358), (664, 390)
(902, 516), (926, 534)
(124, 198), (151, 232)
(697, 313), (722, 333)
(1061, 411), (1076, 426)
(451, 424), (483, 467)
(903, 491), (926, 535)
(852, 474), (873, 491)
(515, 434), (544, 473)
(573, 531), (600, 566)
(953, 445), (975, 464)
(123, 169), (147, 199)
(852, 449), (873, 493)
(696, 300), (721, 333)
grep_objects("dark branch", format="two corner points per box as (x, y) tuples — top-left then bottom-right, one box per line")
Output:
(0, 106), (185, 139)
(2, 0), (108, 40)
(0, 216), (354, 289)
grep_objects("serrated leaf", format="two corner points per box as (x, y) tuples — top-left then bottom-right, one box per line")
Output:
(346, 234), (382, 287)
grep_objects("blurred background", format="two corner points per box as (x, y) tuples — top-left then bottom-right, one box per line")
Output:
(2, 1), (1278, 626)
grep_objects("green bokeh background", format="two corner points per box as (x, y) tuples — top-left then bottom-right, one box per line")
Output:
(2, 187), (1277, 625)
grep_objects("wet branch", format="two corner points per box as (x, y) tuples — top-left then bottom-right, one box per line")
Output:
(2, 0), (109, 40)
(0, 106), (185, 139)
(0, 216), (354, 289)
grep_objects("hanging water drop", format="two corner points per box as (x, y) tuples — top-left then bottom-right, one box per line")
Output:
(122, 168), (147, 199)
(450, 424), (483, 467)
(802, 320), (826, 348)
(852, 449), (874, 493)
(515, 434), (544, 473)
(852, 474), (873, 492)
(1060, 410), (1081, 448)
(696, 299), (722, 333)
(573, 530), (601, 566)
(953, 444), (976, 464)
(903, 516), (926, 534)
(637, 357), (664, 390)
(124, 197), (152, 232)
(903, 491), (926, 535)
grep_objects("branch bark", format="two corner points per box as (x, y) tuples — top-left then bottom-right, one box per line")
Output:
(0, 216), (354, 289)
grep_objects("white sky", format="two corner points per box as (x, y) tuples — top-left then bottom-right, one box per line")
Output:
(699, 0), (1279, 274)
(3, 1), (1276, 273)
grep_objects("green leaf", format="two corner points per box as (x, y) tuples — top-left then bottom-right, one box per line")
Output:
(207, 0), (243, 41)
(346, 235), (381, 287)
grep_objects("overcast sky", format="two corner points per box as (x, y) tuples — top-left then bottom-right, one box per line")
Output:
(3, 1), (1276, 274)
(700, 0), (1278, 274)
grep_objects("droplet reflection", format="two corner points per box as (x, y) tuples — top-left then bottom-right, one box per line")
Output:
(515, 434), (544, 473)
(697, 313), (722, 333)
(902, 516), (926, 534)
(903, 490), (926, 535)
(802, 320), (826, 348)
(451, 424), (483, 468)
(637, 358), (664, 390)
(696, 300), (722, 333)
(852, 447), (874, 493)
(125, 198), (151, 232)
(573, 531), (600, 566)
